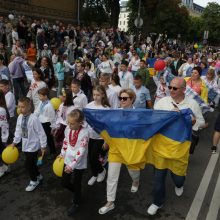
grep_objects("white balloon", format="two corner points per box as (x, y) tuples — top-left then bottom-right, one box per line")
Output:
(8, 14), (14, 20)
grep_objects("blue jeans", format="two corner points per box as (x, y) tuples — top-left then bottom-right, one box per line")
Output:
(153, 168), (185, 206)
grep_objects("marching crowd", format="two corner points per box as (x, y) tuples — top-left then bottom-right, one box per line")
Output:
(0, 15), (220, 217)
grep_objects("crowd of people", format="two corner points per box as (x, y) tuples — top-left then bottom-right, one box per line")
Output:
(0, 14), (220, 217)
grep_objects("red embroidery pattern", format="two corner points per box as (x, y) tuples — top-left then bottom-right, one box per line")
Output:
(80, 137), (88, 147)
(69, 127), (82, 147)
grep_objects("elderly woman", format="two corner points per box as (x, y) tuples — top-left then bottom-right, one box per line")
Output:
(99, 89), (141, 215)
(202, 68), (220, 106)
(185, 66), (208, 103)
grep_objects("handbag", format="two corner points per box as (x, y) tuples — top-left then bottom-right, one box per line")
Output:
(190, 130), (199, 154)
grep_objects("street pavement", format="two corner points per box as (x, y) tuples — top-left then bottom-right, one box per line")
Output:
(0, 110), (220, 220)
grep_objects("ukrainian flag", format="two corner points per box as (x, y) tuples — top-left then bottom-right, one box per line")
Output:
(84, 109), (192, 176)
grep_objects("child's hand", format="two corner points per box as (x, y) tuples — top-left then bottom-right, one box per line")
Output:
(41, 148), (46, 157)
(102, 142), (109, 150)
(57, 154), (63, 160)
(11, 143), (16, 148)
(64, 165), (73, 173)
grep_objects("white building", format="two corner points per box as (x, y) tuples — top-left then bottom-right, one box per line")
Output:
(182, 0), (194, 9)
(118, 1), (129, 32)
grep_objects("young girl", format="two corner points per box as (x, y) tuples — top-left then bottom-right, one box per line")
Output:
(109, 73), (122, 94)
(0, 90), (10, 178)
(153, 72), (169, 106)
(86, 85), (110, 186)
(12, 97), (47, 191)
(60, 109), (89, 216)
(54, 91), (75, 148)
(26, 68), (47, 110)
(35, 87), (56, 156)
(55, 55), (65, 97)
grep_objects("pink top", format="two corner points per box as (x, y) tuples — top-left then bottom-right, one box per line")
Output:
(187, 79), (202, 95)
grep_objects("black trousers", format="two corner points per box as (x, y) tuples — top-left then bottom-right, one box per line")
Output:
(24, 151), (39, 181)
(42, 122), (56, 154)
(12, 77), (27, 104)
(61, 167), (84, 205)
(0, 128), (7, 166)
(88, 139), (104, 177)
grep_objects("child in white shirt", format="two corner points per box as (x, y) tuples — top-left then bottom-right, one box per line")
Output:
(34, 87), (56, 156)
(12, 97), (47, 191)
(86, 85), (110, 186)
(0, 90), (10, 178)
(0, 79), (16, 141)
(27, 68), (47, 110)
(59, 109), (89, 216)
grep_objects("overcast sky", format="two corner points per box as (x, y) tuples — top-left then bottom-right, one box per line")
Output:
(194, 0), (220, 7)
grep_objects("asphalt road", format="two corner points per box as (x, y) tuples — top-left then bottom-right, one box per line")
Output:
(0, 110), (220, 220)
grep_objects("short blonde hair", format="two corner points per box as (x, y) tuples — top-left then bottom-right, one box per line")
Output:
(119, 89), (136, 103)
(68, 109), (84, 123)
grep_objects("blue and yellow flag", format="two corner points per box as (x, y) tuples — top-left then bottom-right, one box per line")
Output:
(84, 109), (192, 176)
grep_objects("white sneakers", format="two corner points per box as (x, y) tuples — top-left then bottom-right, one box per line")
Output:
(97, 169), (106, 182)
(88, 176), (97, 186)
(88, 169), (106, 185)
(147, 186), (183, 215)
(0, 164), (10, 178)
(99, 202), (115, 215)
(25, 180), (40, 192)
(25, 174), (43, 192)
(175, 186), (184, 196)
(147, 204), (162, 215)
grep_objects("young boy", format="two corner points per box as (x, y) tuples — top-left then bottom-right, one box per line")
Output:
(60, 109), (89, 216)
(34, 87), (56, 156)
(0, 79), (16, 142)
(12, 97), (47, 191)
(0, 79), (16, 119)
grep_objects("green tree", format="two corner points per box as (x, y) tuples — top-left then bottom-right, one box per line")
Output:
(128, 0), (190, 39)
(186, 16), (203, 42)
(201, 2), (220, 45)
(82, 0), (120, 27)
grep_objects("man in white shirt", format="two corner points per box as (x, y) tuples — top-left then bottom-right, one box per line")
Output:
(118, 61), (133, 89)
(99, 73), (119, 109)
(147, 77), (205, 216)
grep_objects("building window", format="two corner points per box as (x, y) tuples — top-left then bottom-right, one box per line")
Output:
(119, 21), (121, 25)
(124, 21), (125, 25)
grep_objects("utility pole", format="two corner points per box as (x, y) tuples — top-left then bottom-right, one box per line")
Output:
(77, 0), (80, 25)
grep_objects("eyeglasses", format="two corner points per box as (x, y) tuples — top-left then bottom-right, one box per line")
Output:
(168, 86), (183, 91)
(118, 96), (130, 101)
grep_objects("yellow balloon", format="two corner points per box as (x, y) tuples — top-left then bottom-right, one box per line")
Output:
(53, 157), (64, 177)
(17, 107), (21, 115)
(194, 43), (198, 49)
(50, 97), (61, 110)
(2, 145), (19, 164)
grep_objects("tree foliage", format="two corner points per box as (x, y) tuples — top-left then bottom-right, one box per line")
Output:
(201, 2), (220, 44)
(128, 0), (190, 38)
(82, 0), (120, 27)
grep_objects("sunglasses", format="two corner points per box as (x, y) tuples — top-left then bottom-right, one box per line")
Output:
(118, 96), (130, 101)
(168, 86), (182, 91)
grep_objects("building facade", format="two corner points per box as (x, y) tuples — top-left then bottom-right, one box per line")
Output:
(0, 0), (79, 22)
(118, 1), (129, 32)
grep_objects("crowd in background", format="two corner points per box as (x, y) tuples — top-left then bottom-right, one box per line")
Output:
(0, 14), (220, 217)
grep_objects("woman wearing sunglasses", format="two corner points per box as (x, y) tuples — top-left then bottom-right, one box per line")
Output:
(99, 88), (141, 215)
